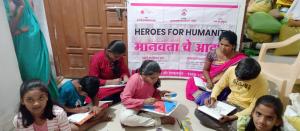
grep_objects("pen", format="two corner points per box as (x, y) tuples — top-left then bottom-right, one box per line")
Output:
(176, 119), (183, 130)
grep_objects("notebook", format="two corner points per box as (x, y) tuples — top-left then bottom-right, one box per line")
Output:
(68, 111), (93, 125)
(193, 77), (211, 92)
(99, 82), (125, 88)
(197, 101), (236, 120)
(141, 100), (179, 116)
(68, 103), (110, 125)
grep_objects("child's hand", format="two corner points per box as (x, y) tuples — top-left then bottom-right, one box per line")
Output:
(219, 115), (238, 123)
(204, 97), (216, 108)
(159, 90), (170, 97)
(206, 82), (214, 89)
(76, 107), (89, 113)
(143, 98), (157, 105)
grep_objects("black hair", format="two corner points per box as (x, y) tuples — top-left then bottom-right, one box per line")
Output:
(18, 79), (55, 128)
(106, 40), (126, 77)
(235, 57), (261, 80)
(107, 40), (126, 55)
(139, 60), (161, 88)
(246, 95), (283, 131)
(79, 76), (99, 99)
(112, 60), (121, 78)
(219, 30), (237, 48)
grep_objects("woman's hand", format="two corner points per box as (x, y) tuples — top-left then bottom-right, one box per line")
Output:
(122, 75), (129, 83)
(143, 98), (157, 105)
(159, 90), (170, 97)
(106, 78), (121, 85)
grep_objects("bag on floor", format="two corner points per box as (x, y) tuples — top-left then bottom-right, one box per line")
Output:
(246, 28), (273, 42)
(247, 0), (272, 13)
(248, 12), (282, 34)
(274, 24), (300, 55)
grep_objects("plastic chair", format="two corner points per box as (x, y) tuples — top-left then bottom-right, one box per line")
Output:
(258, 33), (300, 106)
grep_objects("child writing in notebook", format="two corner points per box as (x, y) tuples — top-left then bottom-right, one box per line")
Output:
(58, 76), (111, 130)
(89, 40), (130, 104)
(195, 57), (268, 131)
(237, 95), (283, 131)
(119, 60), (176, 127)
(13, 79), (71, 130)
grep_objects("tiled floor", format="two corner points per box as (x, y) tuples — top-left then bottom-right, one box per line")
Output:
(89, 79), (214, 131)
(86, 54), (298, 131)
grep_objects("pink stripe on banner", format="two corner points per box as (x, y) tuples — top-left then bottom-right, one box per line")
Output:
(131, 3), (238, 8)
(131, 69), (203, 77)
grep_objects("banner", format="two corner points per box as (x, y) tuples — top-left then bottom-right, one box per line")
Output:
(128, 0), (246, 78)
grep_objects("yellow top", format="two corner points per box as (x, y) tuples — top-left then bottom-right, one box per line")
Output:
(211, 66), (268, 117)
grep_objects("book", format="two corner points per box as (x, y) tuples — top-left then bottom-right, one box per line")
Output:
(193, 77), (211, 92)
(68, 103), (110, 125)
(98, 100), (113, 107)
(197, 101), (236, 120)
(141, 100), (179, 116)
(68, 111), (93, 125)
(99, 83), (125, 88)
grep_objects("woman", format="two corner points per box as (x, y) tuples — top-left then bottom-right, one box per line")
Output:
(89, 40), (130, 104)
(186, 31), (247, 104)
(4, 0), (59, 100)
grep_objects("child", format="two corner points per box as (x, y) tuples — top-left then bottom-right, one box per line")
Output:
(237, 95), (283, 131)
(195, 57), (268, 131)
(119, 60), (175, 127)
(13, 79), (71, 130)
(186, 31), (246, 103)
(58, 76), (111, 130)
(89, 40), (130, 104)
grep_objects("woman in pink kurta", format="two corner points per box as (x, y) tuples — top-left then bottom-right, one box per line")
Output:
(89, 40), (130, 104)
(185, 31), (247, 105)
(119, 60), (175, 127)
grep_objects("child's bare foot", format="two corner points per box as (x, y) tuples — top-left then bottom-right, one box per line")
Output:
(92, 114), (112, 122)
(100, 114), (112, 122)
(161, 116), (175, 125)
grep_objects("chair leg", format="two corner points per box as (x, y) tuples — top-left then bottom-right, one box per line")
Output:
(278, 81), (288, 108)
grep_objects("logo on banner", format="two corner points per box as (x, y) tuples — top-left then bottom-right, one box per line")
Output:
(137, 9), (156, 22)
(181, 9), (187, 16)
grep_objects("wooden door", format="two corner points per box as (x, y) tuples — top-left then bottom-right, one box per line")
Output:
(44, 0), (127, 78)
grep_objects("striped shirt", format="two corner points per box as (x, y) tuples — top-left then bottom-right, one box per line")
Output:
(13, 105), (71, 131)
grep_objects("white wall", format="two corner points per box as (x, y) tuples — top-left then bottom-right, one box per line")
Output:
(0, 1), (23, 130)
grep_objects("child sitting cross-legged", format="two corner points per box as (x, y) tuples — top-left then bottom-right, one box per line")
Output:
(58, 76), (111, 130)
(195, 57), (269, 131)
(119, 60), (176, 127)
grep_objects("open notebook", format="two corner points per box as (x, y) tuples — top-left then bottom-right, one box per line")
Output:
(99, 81), (126, 88)
(193, 77), (211, 92)
(141, 100), (179, 116)
(68, 102), (110, 125)
(68, 111), (93, 125)
(197, 101), (236, 120)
